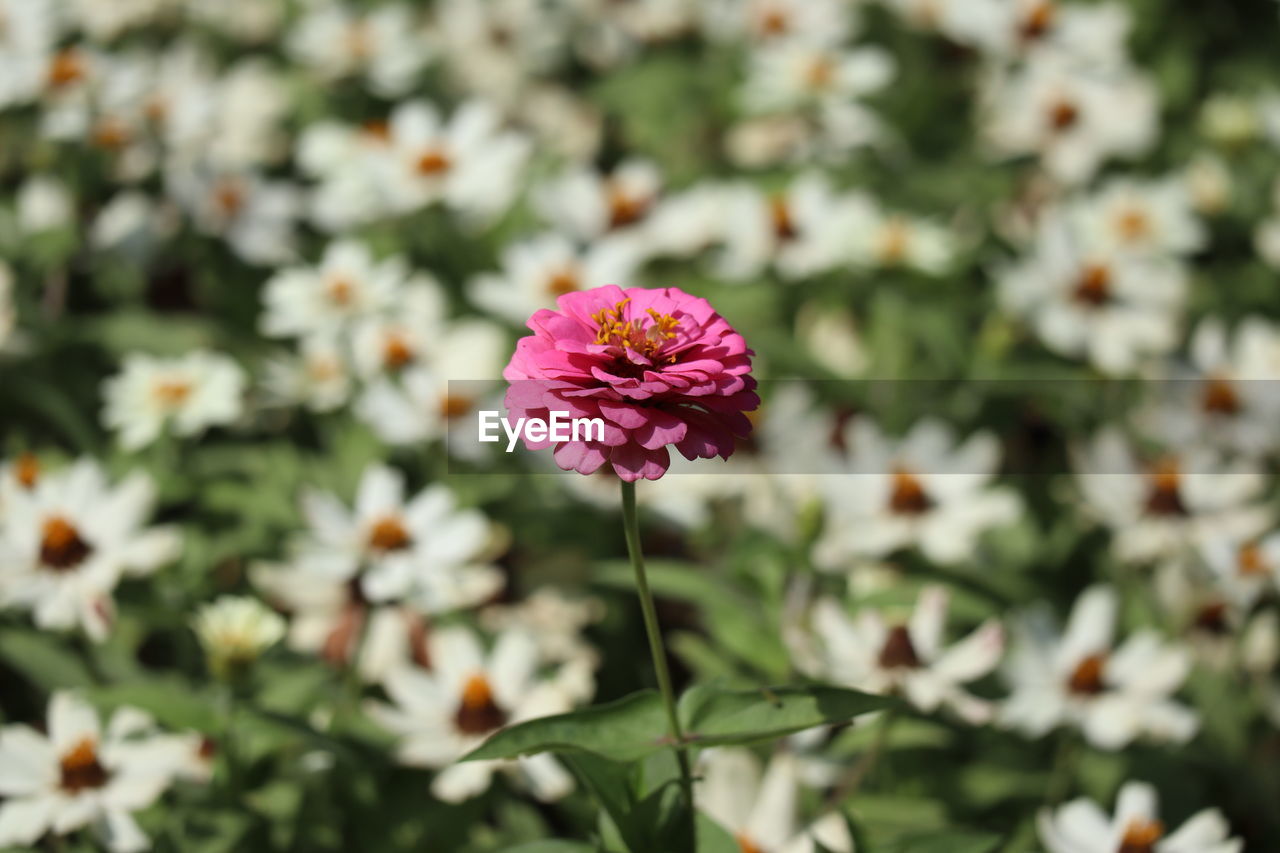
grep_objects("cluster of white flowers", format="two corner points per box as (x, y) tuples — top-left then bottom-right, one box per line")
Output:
(2, 0), (1278, 847)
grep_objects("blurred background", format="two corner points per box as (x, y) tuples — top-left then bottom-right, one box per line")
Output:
(2, 0), (1280, 850)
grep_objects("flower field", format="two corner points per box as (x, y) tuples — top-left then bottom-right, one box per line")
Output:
(2, 1), (1280, 851)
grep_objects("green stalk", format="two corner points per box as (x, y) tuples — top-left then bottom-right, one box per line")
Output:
(620, 480), (696, 828)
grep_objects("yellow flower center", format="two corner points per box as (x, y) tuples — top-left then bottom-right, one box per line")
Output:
(592, 298), (680, 361)
(1118, 818), (1164, 853)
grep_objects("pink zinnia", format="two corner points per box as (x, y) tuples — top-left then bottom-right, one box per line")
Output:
(502, 285), (758, 481)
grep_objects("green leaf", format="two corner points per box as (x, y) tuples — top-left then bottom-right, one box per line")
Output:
(462, 690), (669, 763)
(0, 628), (94, 691)
(504, 843), (598, 853)
(83, 680), (221, 733)
(883, 829), (1003, 853)
(679, 684), (895, 748)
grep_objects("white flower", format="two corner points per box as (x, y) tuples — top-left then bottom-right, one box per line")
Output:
(842, 198), (955, 274)
(0, 459), (180, 641)
(471, 232), (641, 325)
(0, 260), (18, 354)
(997, 213), (1186, 375)
(535, 159), (663, 249)
(696, 748), (853, 853)
(1139, 317), (1280, 456)
(260, 240), (406, 340)
(1074, 430), (1271, 564)
(288, 463), (502, 611)
(16, 175), (74, 234)
(716, 174), (876, 280)
(801, 586), (1004, 723)
(434, 0), (565, 102)
(354, 319), (507, 450)
(382, 99), (531, 223)
(1199, 532), (1280, 610)
(814, 418), (1021, 567)
(102, 350), (246, 450)
(1070, 177), (1206, 259)
(1255, 215), (1280, 269)
(701, 0), (855, 47)
(1038, 781), (1241, 853)
(254, 561), (435, 683)
(961, 0), (1133, 67)
(479, 589), (602, 701)
(166, 167), (299, 265)
(1000, 585), (1198, 749)
(260, 335), (353, 413)
(0, 0), (61, 109)
(0, 692), (196, 852)
(285, 3), (430, 97)
(741, 42), (893, 115)
(366, 626), (576, 803)
(192, 595), (286, 674)
(982, 54), (1157, 184)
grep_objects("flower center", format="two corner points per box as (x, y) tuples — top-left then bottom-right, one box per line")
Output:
(41, 516), (93, 571)
(382, 334), (415, 370)
(454, 673), (508, 735)
(879, 624), (922, 669)
(1115, 208), (1150, 243)
(213, 179), (245, 217)
(440, 394), (474, 420)
(325, 276), (356, 307)
(1048, 98), (1080, 132)
(1020, 2), (1056, 41)
(592, 298), (680, 361)
(889, 468), (933, 515)
(47, 50), (86, 88)
(758, 6), (789, 36)
(93, 118), (129, 150)
(1143, 459), (1187, 517)
(1201, 377), (1240, 415)
(804, 55), (837, 91)
(416, 148), (452, 176)
(769, 195), (796, 241)
(367, 516), (412, 552)
(1237, 543), (1267, 577)
(737, 834), (767, 853)
(1067, 653), (1107, 695)
(60, 738), (110, 793)
(1117, 818), (1164, 853)
(546, 267), (581, 296)
(15, 452), (40, 489)
(1193, 601), (1229, 635)
(606, 183), (649, 230)
(152, 378), (193, 409)
(1073, 263), (1112, 307)
(878, 217), (910, 264)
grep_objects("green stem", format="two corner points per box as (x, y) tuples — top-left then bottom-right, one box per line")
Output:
(620, 480), (695, 826)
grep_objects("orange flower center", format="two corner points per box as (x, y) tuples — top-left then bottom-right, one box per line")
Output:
(382, 334), (414, 370)
(47, 50), (86, 88)
(213, 179), (245, 217)
(878, 625), (922, 669)
(92, 118), (130, 150)
(1048, 99), (1080, 131)
(592, 298), (680, 361)
(41, 516), (94, 571)
(1237, 543), (1268, 577)
(15, 452), (40, 489)
(547, 268), (581, 296)
(416, 148), (451, 176)
(1067, 653), (1107, 695)
(454, 674), (508, 735)
(60, 738), (110, 793)
(440, 394), (473, 420)
(1115, 208), (1150, 243)
(1073, 263), (1111, 307)
(1117, 818), (1164, 853)
(889, 468), (933, 515)
(367, 516), (412, 552)
(1144, 459), (1187, 517)
(153, 379), (193, 408)
(878, 217), (910, 264)
(737, 834), (767, 853)
(1201, 377), (1240, 415)
(804, 55), (837, 91)
(606, 183), (649, 230)
(1020, 2), (1056, 41)
(769, 195), (797, 241)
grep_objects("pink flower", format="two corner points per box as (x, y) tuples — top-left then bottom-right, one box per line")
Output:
(502, 285), (758, 481)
